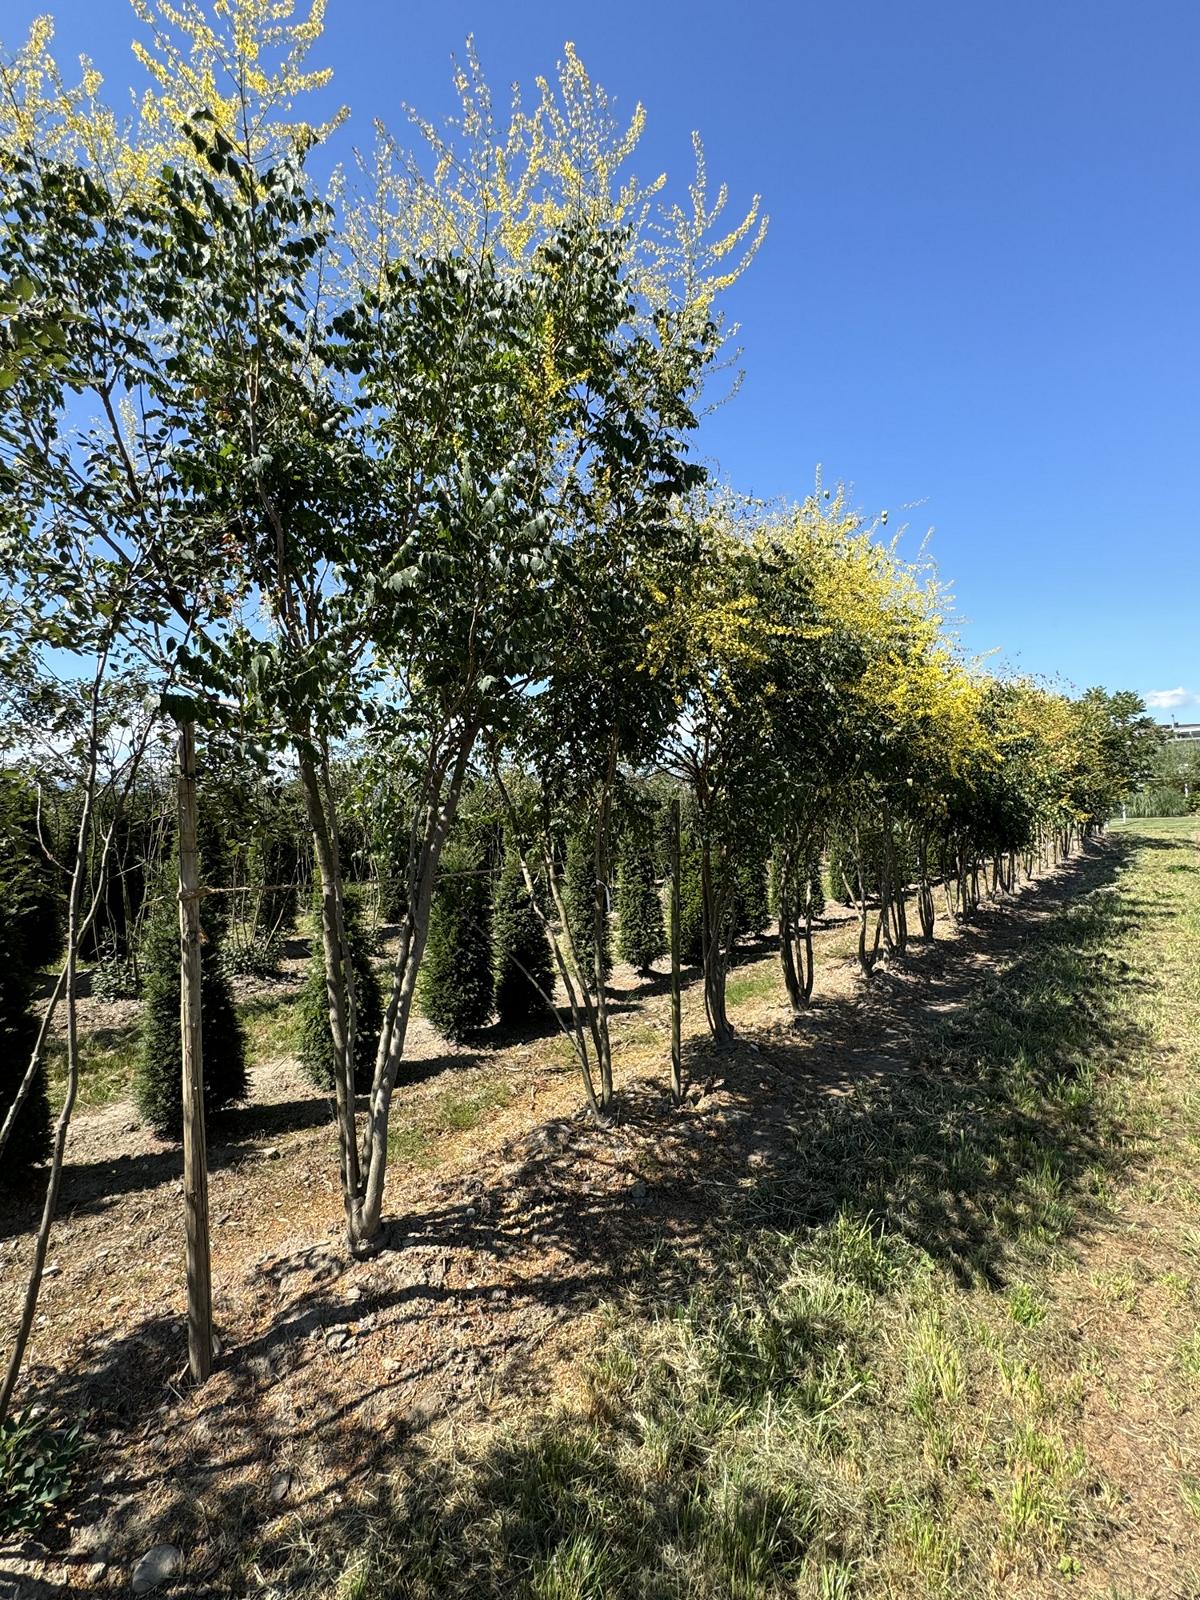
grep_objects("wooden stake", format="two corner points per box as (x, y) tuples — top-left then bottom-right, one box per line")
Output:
(669, 795), (682, 1105)
(177, 721), (213, 1382)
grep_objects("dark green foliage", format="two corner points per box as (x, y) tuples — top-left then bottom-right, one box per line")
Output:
(373, 833), (410, 925)
(803, 847), (827, 921)
(133, 896), (248, 1138)
(421, 842), (494, 1040)
(297, 890), (383, 1095)
(90, 952), (141, 1001)
(0, 774), (61, 970)
(677, 823), (705, 966)
(0, 904), (49, 1188)
(732, 844), (771, 941)
(616, 831), (666, 973)
(0, 776), (51, 1183)
(0, 1410), (90, 1537)
(196, 792), (236, 943)
(563, 826), (612, 986)
(493, 849), (553, 1026)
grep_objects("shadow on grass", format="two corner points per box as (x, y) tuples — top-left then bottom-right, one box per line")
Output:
(5, 832), (1174, 1597)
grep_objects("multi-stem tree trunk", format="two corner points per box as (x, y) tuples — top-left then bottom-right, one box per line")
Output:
(297, 748), (361, 1244)
(777, 835), (818, 1015)
(699, 836), (736, 1045)
(851, 822), (883, 977)
(301, 721), (479, 1252)
(915, 832), (936, 940)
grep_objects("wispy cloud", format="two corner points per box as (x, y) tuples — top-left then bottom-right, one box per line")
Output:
(1145, 686), (1195, 711)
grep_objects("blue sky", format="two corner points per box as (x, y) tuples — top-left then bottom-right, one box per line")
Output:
(7, 0), (1199, 715)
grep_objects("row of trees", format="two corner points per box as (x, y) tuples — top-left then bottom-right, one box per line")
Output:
(0, 0), (1157, 1409)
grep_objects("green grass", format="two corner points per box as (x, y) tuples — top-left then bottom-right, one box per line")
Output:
(289, 820), (1200, 1599)
(238, 992), (298, 1067)
(725, 964), (783, 1010)
(388, 1079), (515, 1169)
(45, 1025), (139, 1113)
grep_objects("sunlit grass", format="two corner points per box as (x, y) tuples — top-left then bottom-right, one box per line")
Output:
(238, 993), (297, 1067)
(388, 1080), (515, 1169)
(45, 1026), (139, 1113)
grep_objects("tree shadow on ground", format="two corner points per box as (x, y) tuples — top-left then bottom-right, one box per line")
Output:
(4, 835), (1165, 1595)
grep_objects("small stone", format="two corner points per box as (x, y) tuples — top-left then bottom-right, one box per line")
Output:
(270, 1469), (292, 1503)
(325, 1326), (350, 1350)
(131, 1543), (182, 1594)
(263, 1146), (281, 1160)
(627, 1179), (647, 1201)
(87, 1561), (107, 1583)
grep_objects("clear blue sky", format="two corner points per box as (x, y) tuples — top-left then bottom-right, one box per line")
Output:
(8, 0), (1200, 714)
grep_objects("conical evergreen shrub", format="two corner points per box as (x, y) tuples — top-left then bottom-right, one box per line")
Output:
(492, 848), (553, 1026)
(0, 906), (49, 1188)
(677, 822), (705, 965)
(0, 774), (61, 975)
(563, 826), (612, 987)
(420, 841), (494, 1041)
(733, 844), (771, 941)
(134, 894), (248, 1138)
(616, 831), (666, 973)
(297, 889), (383, 1095)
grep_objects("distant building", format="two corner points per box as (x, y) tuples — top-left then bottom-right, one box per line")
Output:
(1160, 721), (1200, 742)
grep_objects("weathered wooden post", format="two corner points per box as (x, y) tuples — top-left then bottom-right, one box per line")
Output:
(669, 794), (683, 1105)
(177, 721), (213, 1381)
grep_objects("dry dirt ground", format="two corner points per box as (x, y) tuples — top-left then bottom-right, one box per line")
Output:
(0, 846), (1177, 1595)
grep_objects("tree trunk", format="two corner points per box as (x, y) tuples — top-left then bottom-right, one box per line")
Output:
(357, 728), (479, 1245)
(297, 748), (362, 1247)
(700, 838), (735, 1044)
